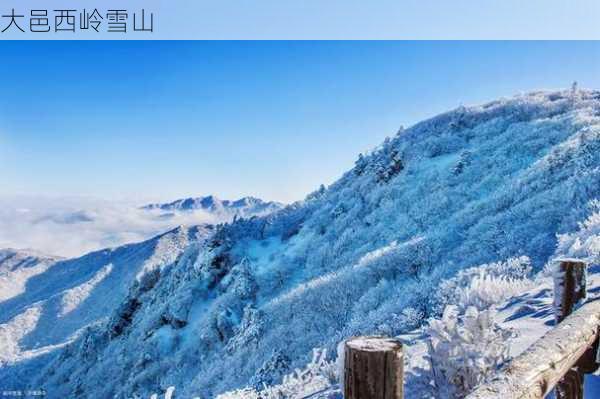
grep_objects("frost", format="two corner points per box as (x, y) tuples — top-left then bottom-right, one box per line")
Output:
(217, 348), (338, 399)
(149, 386), (176, 399)
(554, 200), (600, 265)
(435, 257), (533, 312)
(427, 306), (514, 398)
(454, 273), (534, 311)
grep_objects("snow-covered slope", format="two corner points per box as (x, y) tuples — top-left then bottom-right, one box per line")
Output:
(221, 195), (600, 399)
(142, 195), (284, 219)
(4, 89), (600, 398)
(0, 249), (62, 302)
(0, 225), (213, 387)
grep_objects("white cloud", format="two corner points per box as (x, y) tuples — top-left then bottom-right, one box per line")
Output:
(0, 195), (221, 258)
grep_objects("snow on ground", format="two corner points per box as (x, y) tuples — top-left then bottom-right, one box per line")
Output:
(59, 263), (113, 317)
(4, 89), (600, 398)
(0, 225), (212, 384)
(0, 305), (42, 364)
(0, 249), (61, 302)
(216, 266), (600, 399)
(220, 199), (600, 398)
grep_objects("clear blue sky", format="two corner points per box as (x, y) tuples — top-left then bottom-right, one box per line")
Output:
(1, 41), (599, 203)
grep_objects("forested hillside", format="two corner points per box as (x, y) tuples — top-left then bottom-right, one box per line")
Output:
(3, 89), (600, 398)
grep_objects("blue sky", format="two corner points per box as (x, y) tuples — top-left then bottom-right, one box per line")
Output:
(1, 41), (600, 203)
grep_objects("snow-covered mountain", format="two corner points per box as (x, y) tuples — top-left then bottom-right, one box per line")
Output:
(142, 195), (284, 219)
(220, 200), (600, 398)
(0, 196), (283, 258)
(0, 226), (212, 385)
(2, 89), (600, 398)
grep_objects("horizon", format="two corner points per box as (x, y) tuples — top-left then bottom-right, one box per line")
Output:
(2, 41), (600, 204)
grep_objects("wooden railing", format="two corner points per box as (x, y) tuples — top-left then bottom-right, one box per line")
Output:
(468, 260), (600, 399)
(466, 300), (600, 399)
(343, 260), (600, 399)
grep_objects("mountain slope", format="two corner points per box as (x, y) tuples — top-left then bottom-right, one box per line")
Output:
(0, 225), (213, 387)
(6, 89), (600, 398)
(221, 201), (600, 398)
(0, 249), (62, 302)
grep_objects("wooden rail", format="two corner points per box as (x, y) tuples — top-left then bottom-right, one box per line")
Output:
(344, 260), (599, 399)
(467, 259), (599, 399)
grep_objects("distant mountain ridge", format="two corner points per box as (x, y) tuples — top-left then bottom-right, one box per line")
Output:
(0, 225), (212, 376)
(0, 249), (63, 302)
(142, 195), (284, 218)
(0, 248), (61, 273)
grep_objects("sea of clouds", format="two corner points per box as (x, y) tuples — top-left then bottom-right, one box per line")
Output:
(0, 196), (220, 258)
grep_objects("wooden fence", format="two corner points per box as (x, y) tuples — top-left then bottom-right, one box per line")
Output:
(343, 260), (600, 399)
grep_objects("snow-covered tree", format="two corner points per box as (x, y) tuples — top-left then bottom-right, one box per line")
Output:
(427, 306), (514, 398)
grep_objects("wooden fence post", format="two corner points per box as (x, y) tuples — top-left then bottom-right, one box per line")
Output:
(554, 259), (587, 324)
(554, 259), (588, 399)
(344, 337), (404, 399)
